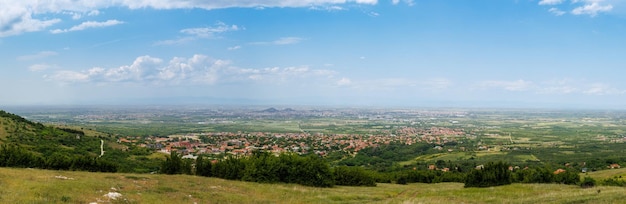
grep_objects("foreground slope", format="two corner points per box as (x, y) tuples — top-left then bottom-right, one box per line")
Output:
(1, 168), (625, 204)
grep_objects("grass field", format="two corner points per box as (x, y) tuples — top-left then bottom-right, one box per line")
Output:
(585, 168), (626, 181)
(1, 167), (626, 204)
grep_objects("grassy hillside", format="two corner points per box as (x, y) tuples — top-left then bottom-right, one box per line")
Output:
(1, 167), (625, 204)
(0, 110), (161, 173)
(585, 168), (626, 181)
(0, 112), (40, 141)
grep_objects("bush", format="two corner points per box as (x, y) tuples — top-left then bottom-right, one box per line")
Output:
(601, 177), (626, 187)
(333, 166), (376, 187)
(580, 176), (596, 188)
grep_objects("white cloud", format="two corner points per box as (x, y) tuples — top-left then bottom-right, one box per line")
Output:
(239, 66), (335, 83)
(538, 0), (614, 17)
(336, 77), (352, 86)
(48, 54), (338, 86)
(309, 5), (345, 11)
(572, 1), (613, 16)
(88, 10), (101, 16)
(473, 78), (625, 96)
(583, 83), (625, 95)
(155, 22), (241, 45)
(17, 51), (58, 60)
(0, 13), (60, 37)
(117, 0), (378, 9)
(539, 0), (565, 5)
(478, 80), (534, 91)
(540, 86), (578, 94)
(368, 11), (380, 17)
(537, 78), (578, 94)
(47, 70), (91, 83)
(28, 63), (56, 72)
(228, 45), (242, 50)
(548, 7), (566, 15)
(253, 37), (304, 45)
(180, 22), (241, 38)
(50, 19), (124, 34)
(154, 37), (195, 46)
(0, 0), (380, 37)
(274, 37), (303, 45)
(391, 0), (414, 6)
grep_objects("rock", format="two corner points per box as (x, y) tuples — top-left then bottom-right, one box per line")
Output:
(104, 192), (123, 200)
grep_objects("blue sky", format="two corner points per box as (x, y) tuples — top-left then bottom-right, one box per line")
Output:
(1, 0), (625, 108)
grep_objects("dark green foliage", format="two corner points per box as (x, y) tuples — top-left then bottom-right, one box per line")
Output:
(338, 143), (432, 171)
(601, 177), (626, 187)
(0, 110), (44, 129)
(195, 155), (212, 177)
(581, 176), (596, 188)
(160, 152), (184, 175)
(396, 175), (408, 185)
(393, 170), (465, 184)
(294, 155), (334, 187)
(512, 167), (579, 185)
(464, 161), (512, 188)
(57, 127), (85, 136)
(169, 152), (336, 187)
(553, 170), (580, 185)
(333, 166), (376, 186)
(0, 144), (116, 172)
(514, 167), (553, 183)
(182, 158), (194, 175)
(0, 144), (42, 168)
(242, 151), (281, 183)
(212, 155), (246, 180)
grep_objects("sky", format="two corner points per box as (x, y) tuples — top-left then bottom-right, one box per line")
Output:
(1, 0), (626, 108)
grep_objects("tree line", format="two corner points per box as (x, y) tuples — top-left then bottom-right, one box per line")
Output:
(0, 144), (117, 172)
(161, 151), (377, 187)
(161, 151), (592, 189)
(464, 161), (580, 188)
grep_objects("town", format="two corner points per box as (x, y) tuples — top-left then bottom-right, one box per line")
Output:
(119, 126), (470, 159)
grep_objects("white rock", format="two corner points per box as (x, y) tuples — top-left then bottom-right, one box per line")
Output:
(104, 192), (123, 200)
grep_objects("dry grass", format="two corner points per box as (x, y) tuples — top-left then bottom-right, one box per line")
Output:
(1, 167), (626, 204)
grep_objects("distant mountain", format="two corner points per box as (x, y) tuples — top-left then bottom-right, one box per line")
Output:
(260, 107), (280, 113)
(258, 107), (298, 113)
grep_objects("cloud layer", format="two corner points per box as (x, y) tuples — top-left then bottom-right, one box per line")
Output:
(0, 0), (381, 37)
(3, 0), (613, 38)
(47, 54), (338, 86)
(50, 20), (124, 34)
(539, 0), (614, 16)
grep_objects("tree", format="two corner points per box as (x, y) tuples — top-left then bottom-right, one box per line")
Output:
(160, 151), (183, 174)
(465, 161), (512, 188)
(554, 170), (579, 185)
(333, 166), (376, 186)
(195, 155), (212, 177)
(295, 155), (334, 187)
(242, 151), (281, 183)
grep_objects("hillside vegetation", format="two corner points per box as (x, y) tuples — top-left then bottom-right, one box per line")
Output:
(0, 167), (625, 204)
(0, 110), (161, 173)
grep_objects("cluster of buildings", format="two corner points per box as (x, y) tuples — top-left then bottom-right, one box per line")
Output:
(119, 127), (471, 157)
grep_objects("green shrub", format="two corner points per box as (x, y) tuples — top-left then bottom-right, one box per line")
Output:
(333, 166), (376, 187)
